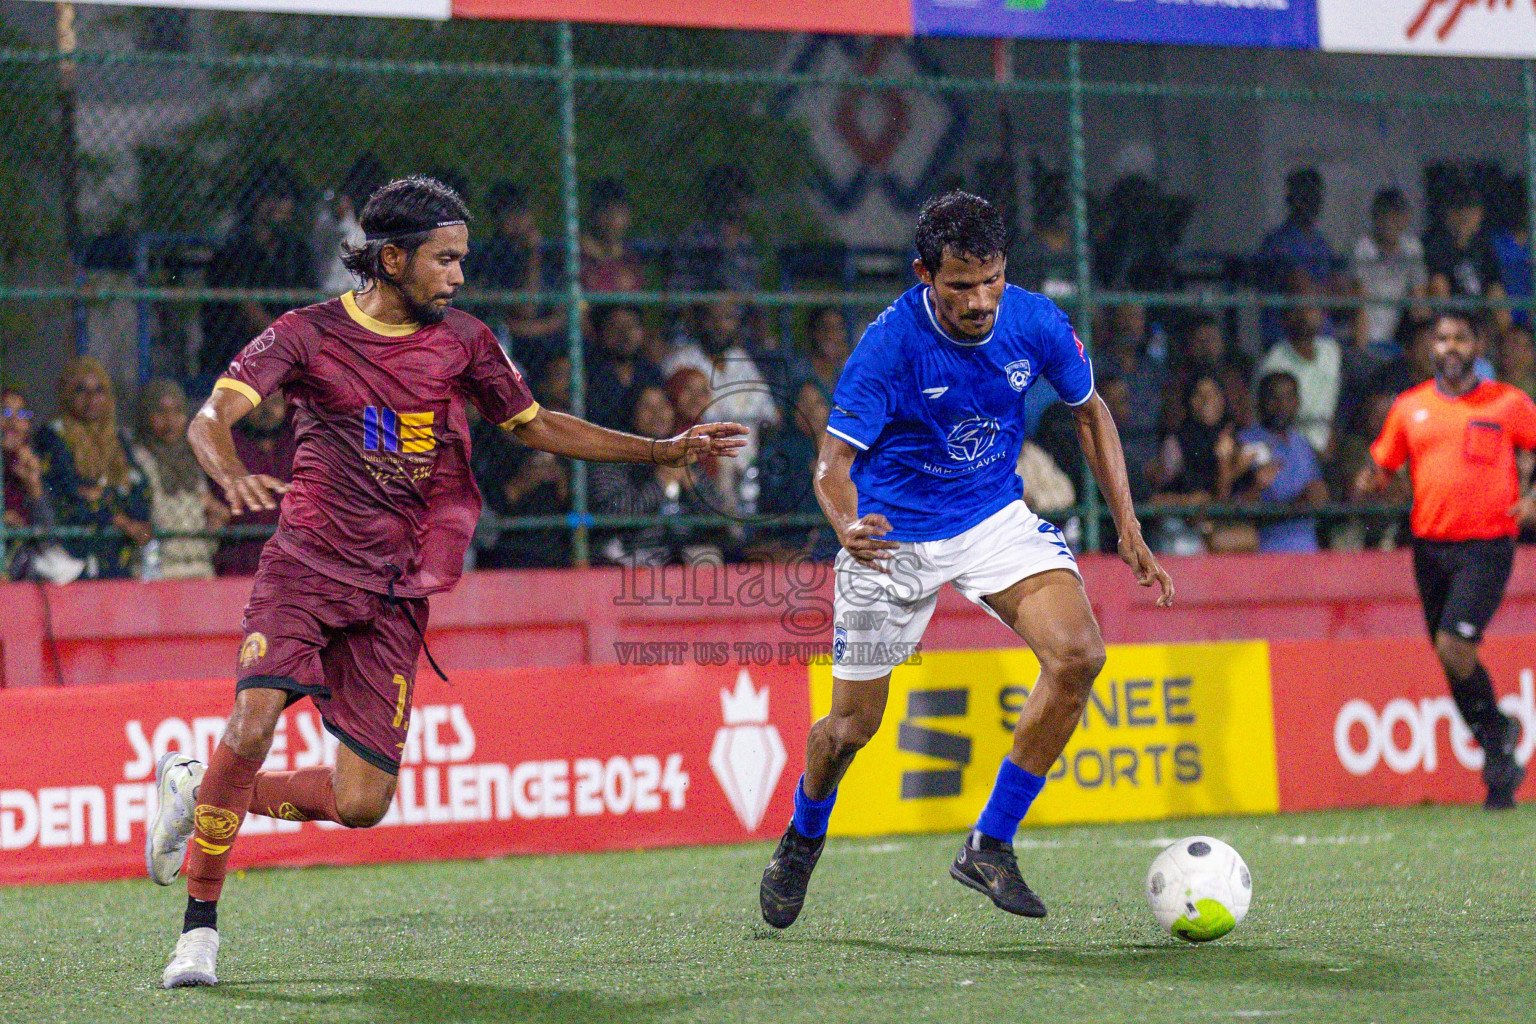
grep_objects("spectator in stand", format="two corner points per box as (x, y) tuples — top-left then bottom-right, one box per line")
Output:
(3, 388), (83, 583)
(754, 377), (838, 561)
(1149, 374), (1237, 505)
(313, 153), (387, 295)
(1425, 186), (1510, 332)
(1016, 439), (1075, 518)
(666, 366), (713, 437)
(1498, 323), (1536, 401)
(1351, 187), (1428, 359)
(1095, 376), (1152, 505)
(470, 180), (564, 373)
(804, 306), (852, 395)
(741, 304), (806, 398)
(1260, 167), (1340, 290)
(1012, 167), (1076, 300)
(471, 358), (573, 569)
(1258, 168), (1342, 346)
(1369, 316), (1438, 397)
(38, 357), (151, 579)
(1146, 373), (1256, 554)
(1257, 276), (1342, 455)
(581, 177), (644, 293)
(670, 162), (761, 292)
(584, 305), (664, 430)
(1099, 303), (1166, 484)
(663, 298), (781, 457)
(1167, 315), (1254, 434)
(3, 389), (50, 532)
(1490, 178), (1530, 327)
(199, 165), (316, 389)
(1235, 371), (1329, 553)
(213, 390), (294, 576)
(590, 383), (730, 565)
(1332, 389), (1410, 551)
(133, 379), (222, 580)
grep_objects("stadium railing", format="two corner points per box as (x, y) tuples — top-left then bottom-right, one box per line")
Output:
(2, 19), (1534, 570)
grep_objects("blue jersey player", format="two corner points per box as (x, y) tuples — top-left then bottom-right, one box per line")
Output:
(760, 191), (1175, 927)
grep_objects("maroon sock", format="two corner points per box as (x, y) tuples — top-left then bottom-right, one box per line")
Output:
(184, 743), (262, 902)
(250, 767), (343, 824)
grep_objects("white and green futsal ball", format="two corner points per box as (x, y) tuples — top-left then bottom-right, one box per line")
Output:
(1145, 836), (1251, 943)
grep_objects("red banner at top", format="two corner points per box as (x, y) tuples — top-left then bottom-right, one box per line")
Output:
(450, 0), (912, 36)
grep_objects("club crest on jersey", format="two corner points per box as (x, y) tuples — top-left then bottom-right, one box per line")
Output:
(1005, 359), (1032, 392)
(945, 416), (1001, 462)
(238, 632), (268, 668)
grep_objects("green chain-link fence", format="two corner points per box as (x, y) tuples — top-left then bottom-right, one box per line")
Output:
(3, 10), (1535, 575)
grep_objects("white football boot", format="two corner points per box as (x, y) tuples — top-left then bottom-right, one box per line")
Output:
(162, 927), (220, 988)
(146, 751), (205, 885)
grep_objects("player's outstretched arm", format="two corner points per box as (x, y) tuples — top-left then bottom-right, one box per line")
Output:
(1071, 391), (1175, 607)
(510, 408), (748, 466)
(813, 432), (898, 573)
(188, 387), (290, 516)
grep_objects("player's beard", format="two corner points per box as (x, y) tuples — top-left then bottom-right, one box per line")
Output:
(1435, 351), (1474, 389)
(398, 284), (450, 325)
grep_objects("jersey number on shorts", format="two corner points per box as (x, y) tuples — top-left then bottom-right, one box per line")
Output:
(391, 673), (409, 727)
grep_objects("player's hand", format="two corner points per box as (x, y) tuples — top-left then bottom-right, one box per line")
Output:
(223, 473), (290, 516)
(1510, 493), (1536, 528)
(840, 513), (899, 573)
(1118, 528), (1175, 608)
(653, 423), (749, 467)
(1352, 464), (1382, 499)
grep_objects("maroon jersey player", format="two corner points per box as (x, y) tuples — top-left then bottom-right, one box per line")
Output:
(149, 176), (746, 989)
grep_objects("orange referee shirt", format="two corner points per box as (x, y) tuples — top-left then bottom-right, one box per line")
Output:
(1371, 379), (1536, 541)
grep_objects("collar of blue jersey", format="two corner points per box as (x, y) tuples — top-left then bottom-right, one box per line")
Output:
(922, 287), (995, 347)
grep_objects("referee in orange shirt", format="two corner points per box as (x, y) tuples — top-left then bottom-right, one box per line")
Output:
(1357, 312), (1534, 809)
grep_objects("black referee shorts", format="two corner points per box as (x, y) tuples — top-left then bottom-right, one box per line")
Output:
(1411, 537), (1515, 644)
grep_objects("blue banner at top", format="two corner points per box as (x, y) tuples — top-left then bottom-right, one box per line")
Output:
(914, 0), (1319, 49)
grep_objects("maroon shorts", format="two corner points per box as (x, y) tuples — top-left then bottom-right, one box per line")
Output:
(235, 545), (427, 774)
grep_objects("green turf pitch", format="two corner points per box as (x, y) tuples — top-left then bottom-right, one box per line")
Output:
(1, 806), (1532, 1024)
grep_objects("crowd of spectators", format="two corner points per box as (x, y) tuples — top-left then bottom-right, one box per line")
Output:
(5, 160), (1534, 581)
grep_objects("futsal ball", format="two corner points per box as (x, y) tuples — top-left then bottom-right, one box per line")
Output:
(1145, 835), (1251, 943)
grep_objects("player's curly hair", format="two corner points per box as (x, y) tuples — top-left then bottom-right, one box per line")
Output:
(340, 175), (471, 287)
(915, 190), (1007, 274)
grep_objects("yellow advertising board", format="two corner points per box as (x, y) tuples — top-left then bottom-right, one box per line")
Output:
(809, 642), (1279, 836)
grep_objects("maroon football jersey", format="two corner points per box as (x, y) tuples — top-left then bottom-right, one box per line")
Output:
(216, 291), (538, 597)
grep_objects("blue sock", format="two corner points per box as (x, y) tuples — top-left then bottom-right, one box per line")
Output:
(791, 776), (837, 838)
(973, 758), (1046, 844)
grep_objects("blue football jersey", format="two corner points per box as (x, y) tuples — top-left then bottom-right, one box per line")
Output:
(825, 283), (1094, 542)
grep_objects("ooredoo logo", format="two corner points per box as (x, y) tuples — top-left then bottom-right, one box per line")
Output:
(708, 670), (786, 831)
(1333, 672), (1535, 776)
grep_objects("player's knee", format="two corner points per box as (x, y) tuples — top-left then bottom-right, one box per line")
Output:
(221, 693), (284, 760)
(1046, 641), (1106, 690)
(828, 710), (881, 757)
(334, 791), (390, 829)
(1433, 631), (1477, 679)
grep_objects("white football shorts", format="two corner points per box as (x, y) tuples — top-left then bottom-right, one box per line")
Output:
(830, 500), (1080, 681)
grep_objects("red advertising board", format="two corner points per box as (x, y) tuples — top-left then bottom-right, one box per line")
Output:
(1270, 638), (1536, 811)
(450, 0), (912, 35)
(0, 663), (809, 886)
